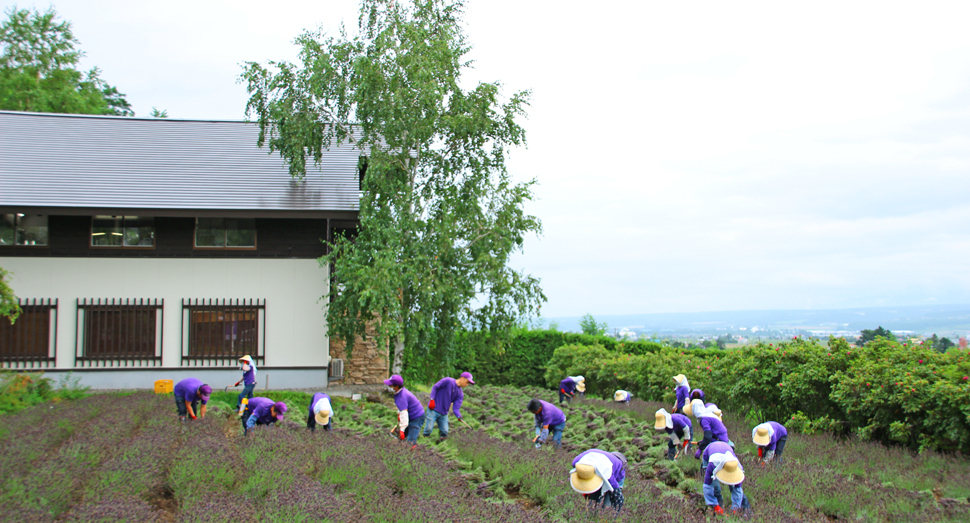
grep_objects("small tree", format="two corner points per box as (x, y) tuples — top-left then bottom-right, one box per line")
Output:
(0, 7), (132, 115)
(242, 0), (543, 379)
(0, 267), (20, 324)
(856, 326), (896, 347)
(578, 314), (608, 336)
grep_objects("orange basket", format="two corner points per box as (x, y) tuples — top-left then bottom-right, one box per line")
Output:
(154, 379), (174, 394)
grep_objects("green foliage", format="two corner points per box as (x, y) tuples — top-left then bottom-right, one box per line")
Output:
(543, 336), (970, 452)
(242, 0), (543, 381)
(578, 313), (608, 336)
(0, 7), (133, 115)
(856, 325), (896, 346)
(0, 266), (19, 323)
(0, 371), (89, 414)
(149, 107), (168, 118)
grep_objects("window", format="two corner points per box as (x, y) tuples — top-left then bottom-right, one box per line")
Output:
(92, 216), (155, 247)
(195, 218), (256, 248)
(0, 299), (57, 368)
(76, 299), (163, 365)
(0, 213), (48, 246)
(181, 299), (265, 364)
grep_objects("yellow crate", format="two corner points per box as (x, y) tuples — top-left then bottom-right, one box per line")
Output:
(154, 379), (174, 394)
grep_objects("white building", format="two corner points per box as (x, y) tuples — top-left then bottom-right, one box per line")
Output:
(0, 111), (361, 389)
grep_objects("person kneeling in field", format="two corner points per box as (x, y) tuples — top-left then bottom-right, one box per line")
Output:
(174, 378), (211, 422)
(570, 448), (627, 513)
(307, 392), (333, 433)
(614, 390), (632, 403)
(752, 421), (788, 465)
(423, 372), (473, 441)
(241, 397), (286, 435)
(672, 374), (690, 414)
(655, 408), (692, 460)
(702, 441), (750, 514)
(528, 398), (566, 448)
(385, 374), (425, 448)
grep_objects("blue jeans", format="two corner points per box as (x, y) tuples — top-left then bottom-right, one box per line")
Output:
(704, 481), (746, 510)
(535, 421), (566, 447)
(406, 414), (425, 443)
(423, 409), (450, 438)
(236, 383), (255, 409)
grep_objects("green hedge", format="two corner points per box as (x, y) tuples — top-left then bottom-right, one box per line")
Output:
(543, 337), (970, 453)
(454, 330), (710, 387)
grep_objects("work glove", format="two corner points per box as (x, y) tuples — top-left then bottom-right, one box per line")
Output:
(694, 448), (701, 459)
(234, 381), (241, 387)
(429, 399), (436, 410)
(757, 448), (763, 458)
(189, 414), (197, 420)
(399, 430), (406, 441)
(713, 505), (725, 515)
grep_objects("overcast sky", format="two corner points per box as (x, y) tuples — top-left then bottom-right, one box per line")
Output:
(13, 0), (970, 317)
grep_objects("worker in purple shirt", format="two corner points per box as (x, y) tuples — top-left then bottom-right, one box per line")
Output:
(306, 392), (333, 433)
(691, 399), (732, 472)
(752, 421), (788, 464)
(559, 377), (577, 403)
(241, 397), (286, 435)
(690, 388), (705, 402)
(671, 374), (689, 414)
(655, 408), (692, 460)
(423, 372), (474, 441)
(701, 441), (749, 515)
(385, 374), (425, 447)
(569, 449), (627, 513)
(234, 355), (257, 411)
(527, 398), (567, 448)
(174, 378), (212, 422)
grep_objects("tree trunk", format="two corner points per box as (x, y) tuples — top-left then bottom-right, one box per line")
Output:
(392, 335), (405, 375)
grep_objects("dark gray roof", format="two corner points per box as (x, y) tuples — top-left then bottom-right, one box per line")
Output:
(0, 111), (361, 214)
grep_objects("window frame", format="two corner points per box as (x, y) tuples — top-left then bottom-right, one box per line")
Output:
(193, 218), (257, 250)
(0, 298), (57, 369)
(90, 216), (156, 249)
(0, 213), (49, 248)
(181, 298), (266, 367)
(75, 298), (164, 367)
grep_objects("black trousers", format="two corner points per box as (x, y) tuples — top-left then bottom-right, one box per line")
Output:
(175, 396), (198, 418)
(306, 401), (333, 432)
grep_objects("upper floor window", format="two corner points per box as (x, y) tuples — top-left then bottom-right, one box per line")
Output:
(0, 213), (48, 246)
(92, 216), (155, 247)
(195, 218), (256, 248)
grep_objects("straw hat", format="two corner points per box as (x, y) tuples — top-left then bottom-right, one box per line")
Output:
(654, 411), (671, 430)
(315, 408), (332, 426)
(614, 390), (625, 402)
(569, 464), (603, 494)
(716, 459), (745, 485)
(576, 382), (586, 392)
(683, 401), (694, 417)
(712, 408), (723, 421)
(753, 425), (771, 446)
(673, 374), (687, 385)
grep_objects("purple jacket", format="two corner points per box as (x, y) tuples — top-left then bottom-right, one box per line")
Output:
(241, 364), (256, 385)
(174, 378), (208, 404)
(763, 421), (788, 451)
(700, 416), (730, 443)
(668, 413), (692, 439)
(430, 377), (464, 418)
(394, 387), (425, 420)
(309, 392), (330, 411)
(675, 384), (689, 410)
(560, 378), (576, 395)
(573, 449), (626, 491)
(534, 399), (566, 427)
(702, 441), (742, 486)
(247, 397), (279, 426)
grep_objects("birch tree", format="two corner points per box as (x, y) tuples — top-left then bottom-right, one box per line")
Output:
(242, 0), (544, 378)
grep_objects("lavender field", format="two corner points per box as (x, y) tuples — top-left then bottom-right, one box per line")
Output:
(0, 387), (967, 522)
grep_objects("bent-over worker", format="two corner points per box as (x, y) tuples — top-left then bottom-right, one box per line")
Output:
(528, 398), (566, 448)
(241, 397), (286, 435)
(655, 408), (692, 460)
(752, 421), (788, 464)
(671, 374), (690, 414)
(702, 441), (750, 514)
(174, 378), (212, 422)
(559, 376), (579, 403)
(570, 449), (627, 513)
(614, 390), (632, 403)
(423, 372), (474, 441)
(386, 374), (425, 447)
(307, 392), (333, 432)
(691, 399), (731, 471)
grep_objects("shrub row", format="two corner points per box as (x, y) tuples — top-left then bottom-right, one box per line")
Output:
(543, 337), (970, 453)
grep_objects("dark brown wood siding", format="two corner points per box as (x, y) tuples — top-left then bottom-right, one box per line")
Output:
(0, 216), (344, 259)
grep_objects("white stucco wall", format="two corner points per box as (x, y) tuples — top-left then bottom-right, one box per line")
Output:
(0, 257), (330, 369)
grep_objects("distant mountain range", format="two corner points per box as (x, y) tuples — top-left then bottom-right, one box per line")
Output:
(546, 304), (970, 337)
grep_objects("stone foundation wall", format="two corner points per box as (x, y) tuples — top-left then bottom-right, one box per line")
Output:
(329, 323), (389, 385)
